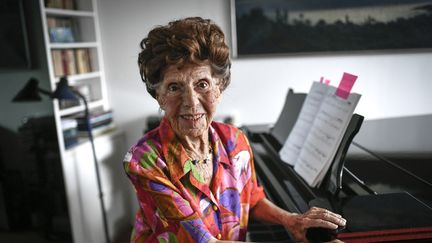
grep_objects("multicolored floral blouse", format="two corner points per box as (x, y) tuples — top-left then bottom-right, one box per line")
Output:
(123, 117), (266, 242)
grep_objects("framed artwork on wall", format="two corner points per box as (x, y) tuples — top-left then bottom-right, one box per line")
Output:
(231, 0), (432, 57)
(0, 0), (32, 69)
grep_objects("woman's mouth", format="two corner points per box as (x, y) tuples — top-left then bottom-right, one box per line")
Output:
(180, 114), (204, 121)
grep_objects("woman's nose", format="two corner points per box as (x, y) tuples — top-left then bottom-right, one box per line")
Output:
(182, 86), (200, 107)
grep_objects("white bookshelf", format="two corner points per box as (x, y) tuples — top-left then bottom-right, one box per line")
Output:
(40, 0), (109, 119)
(39, 0), (131, 242)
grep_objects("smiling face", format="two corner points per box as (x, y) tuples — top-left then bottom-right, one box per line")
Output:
(156, 62), (222, 140)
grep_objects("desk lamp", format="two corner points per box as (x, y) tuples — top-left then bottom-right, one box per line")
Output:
(13, 76), (110, 243)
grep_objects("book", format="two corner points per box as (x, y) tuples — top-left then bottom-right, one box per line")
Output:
(45, 0), (75, 10)
(77, 122), (116, 137)
(45, 0), (62, 9)
(71, 110), (113, 131)
(69, 110), (115, 137)
(61, 118), (78, 131)
(75, 49), (92, 74)
(63, 49), (77, 75)
(51, 50), (64, 76)
(77, 117), (113, 130)
(279, 76), (361, 187)
(47, 17), (76, 43)
(51, 49), (77, 76)
(63, 0), (75, 10)
(61, 118), (78, 148)
(63, 127), (78, 148)
(75, 110), (113, 124)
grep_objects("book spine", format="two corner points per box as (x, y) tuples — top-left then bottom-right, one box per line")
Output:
(66, 49), (77, 75)
(63, 0), (75, 10)
(75, 49), (91, 74)
(76, 112), (113, 125)
(77, 118), (113, 130)
(61, 50), (69, 75)
(51, 50), (64, 77)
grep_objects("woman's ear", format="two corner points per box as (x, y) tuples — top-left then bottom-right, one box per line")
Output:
(218, 79), (225, 97)
(156, 94), (166, 110)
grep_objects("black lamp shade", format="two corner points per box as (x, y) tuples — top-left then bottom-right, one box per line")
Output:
(51, 76), (78, 100)
(12, 76), (78, 103)
(12, 78), (43, 102)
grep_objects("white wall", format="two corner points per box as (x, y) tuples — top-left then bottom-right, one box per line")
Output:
(229, 52), (432, 125)
(98, 0), (432, 154)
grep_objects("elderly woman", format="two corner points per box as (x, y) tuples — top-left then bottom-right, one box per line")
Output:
(123, 17), (346, 243)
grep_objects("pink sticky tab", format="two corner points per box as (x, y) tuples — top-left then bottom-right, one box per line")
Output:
(324, 79), (330, 85)
(335, 72), (357, 99)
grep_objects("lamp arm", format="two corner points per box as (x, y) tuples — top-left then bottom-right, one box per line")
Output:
(38, 87), (53, 96)
(74, 90), (111, 243)
(73, 90), (89, 119)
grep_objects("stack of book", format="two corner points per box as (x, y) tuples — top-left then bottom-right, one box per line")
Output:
(61, 118), (78, 149)
(51, 48), (92, 77)
(74, 110), (115, 138)
(45, 0), (75, 10)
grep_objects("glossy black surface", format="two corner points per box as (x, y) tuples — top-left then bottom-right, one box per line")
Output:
(306, 227), (340, 242)
(244, 114), (432, 240)
(344, 114), (432, 208)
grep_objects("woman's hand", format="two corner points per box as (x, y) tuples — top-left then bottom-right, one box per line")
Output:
(282, 207), (346, 242)
(250, 199), (346, 242)
(283, 207), (346, 242)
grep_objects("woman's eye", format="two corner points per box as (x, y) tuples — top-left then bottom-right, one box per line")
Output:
(196, 80), (209, 90)
(167, 83), (180, 93)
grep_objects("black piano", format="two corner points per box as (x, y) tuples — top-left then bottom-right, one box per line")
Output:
(243, 89), (432, 242)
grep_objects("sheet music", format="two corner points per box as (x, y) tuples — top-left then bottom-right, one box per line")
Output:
(279, 82), (329, 165)
(294, 90), (361, 187)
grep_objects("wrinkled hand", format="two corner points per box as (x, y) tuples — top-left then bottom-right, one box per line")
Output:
(283, 207), (346, 243)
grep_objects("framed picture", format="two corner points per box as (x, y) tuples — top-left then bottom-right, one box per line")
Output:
(231, 0), (432, 57)
(0, 0), (32, 69)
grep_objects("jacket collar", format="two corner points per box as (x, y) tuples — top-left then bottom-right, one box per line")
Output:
(159, 117), (231, 183)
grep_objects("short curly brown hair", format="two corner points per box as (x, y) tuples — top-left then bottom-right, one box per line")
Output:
(138, 17), (231, 99)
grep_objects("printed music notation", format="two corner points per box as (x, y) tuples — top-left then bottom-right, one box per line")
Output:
(279, 81), (361, 187)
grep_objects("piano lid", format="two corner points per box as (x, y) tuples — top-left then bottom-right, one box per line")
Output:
(349, 114), (432, 158)
(344, 114), (432, 207)
(270, 88), (306, 145)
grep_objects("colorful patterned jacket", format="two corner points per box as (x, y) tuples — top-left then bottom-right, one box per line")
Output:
(123, 117), (266, 242)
